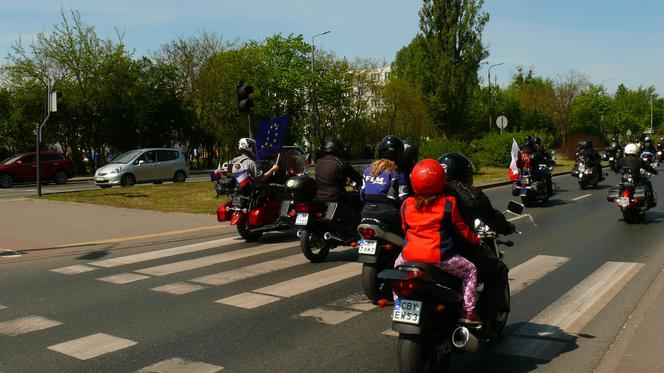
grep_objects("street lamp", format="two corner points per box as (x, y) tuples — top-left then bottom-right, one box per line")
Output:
(310, 30), (330, 166)
(488, 62), (504, 131)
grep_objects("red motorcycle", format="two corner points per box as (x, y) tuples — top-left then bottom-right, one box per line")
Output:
(216, 168), (291, 241)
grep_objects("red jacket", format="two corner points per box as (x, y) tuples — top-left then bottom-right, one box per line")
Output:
(400, 195), (480, 263)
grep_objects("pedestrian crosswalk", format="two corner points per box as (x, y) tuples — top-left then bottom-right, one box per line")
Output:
(3, 235), (650, 370)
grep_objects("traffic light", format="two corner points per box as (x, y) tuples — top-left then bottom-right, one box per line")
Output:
(237, 81), (254, 114)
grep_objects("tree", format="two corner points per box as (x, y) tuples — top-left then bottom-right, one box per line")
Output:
(394, 0), (489, 137)
(553, 70), (588, 145)
(571, 84), (611, 138)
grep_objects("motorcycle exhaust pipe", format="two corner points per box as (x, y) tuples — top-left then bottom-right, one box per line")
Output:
(323, 232), (343, 242)
(296, 230), (304, 238)
(451, 326), (479, 353)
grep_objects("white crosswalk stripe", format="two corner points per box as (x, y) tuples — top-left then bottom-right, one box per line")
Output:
(509, 255), (570, 295)
(51, 264), (97, 275)
(294, 292), (376, 325)
(137, 357), (224, 373)
(48, 333), (137, 360)
(0, 315), (62, 336)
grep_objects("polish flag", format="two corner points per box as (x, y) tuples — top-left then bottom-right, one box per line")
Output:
(212, 163), (222, 181)
(234, 170), (251, 188)
(508, 138), (520, 181)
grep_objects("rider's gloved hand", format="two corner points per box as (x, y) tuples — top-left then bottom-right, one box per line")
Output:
(508, 222), (517, 234)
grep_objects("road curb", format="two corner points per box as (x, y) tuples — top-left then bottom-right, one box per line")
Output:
(478, 171), (572, 190)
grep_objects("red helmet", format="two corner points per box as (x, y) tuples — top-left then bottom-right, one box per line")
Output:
(411, 158), (446, 195)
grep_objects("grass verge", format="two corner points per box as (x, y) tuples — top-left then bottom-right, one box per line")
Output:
(42, 181), (222, 215)
(475, 156), (576, 186)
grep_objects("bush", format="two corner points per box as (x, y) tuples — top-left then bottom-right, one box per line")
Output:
(470, 131), (553, 167)
(419, 138), (481, 172)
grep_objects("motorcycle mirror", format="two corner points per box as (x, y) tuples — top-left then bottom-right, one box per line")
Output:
(474, 218), (482, 229)
(507, 200), (525, 215)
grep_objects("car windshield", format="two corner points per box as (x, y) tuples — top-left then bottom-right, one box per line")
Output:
(112, 150), (142, 164)
(1, 155), (21, 165)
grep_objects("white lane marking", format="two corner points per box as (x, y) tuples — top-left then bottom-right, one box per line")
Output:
(0, 198), (28, 203)
(491, 336), (568, 361)
(509, 255), (570, 295)
(0, 315), (62, 336)
(515, 261), (643, 340)
(137, 357), (224, 373)
(90, 236), (242, 268)
(51, 264), (97, 275)
(215, 292), (281, 309)
(572, 193), (592, 201)
(135, 242), (298, 277)
(382, 329), (399, 337)
(0, 305), (7, 310)
(96, 273), (151, 284)
(253, 262), (362, 298)
(48, 333), (137, 360)
(295, 292), (376, 325)
(191, 253), (309, 286)
(294, 308), (362, 325)
(150, 282), (208, 295)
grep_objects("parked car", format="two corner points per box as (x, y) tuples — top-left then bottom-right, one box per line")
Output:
(94, 148), (189, 188)
(0, 152), (76, 188)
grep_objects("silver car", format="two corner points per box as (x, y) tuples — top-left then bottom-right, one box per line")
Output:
(94, 148), (190, 188)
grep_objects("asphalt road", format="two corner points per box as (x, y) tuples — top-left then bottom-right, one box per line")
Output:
(1, 170), (664, 372)
(0, 173), (212, 199)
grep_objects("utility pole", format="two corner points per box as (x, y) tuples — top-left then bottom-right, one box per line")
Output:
(651, 95), (654, 135)
(37, 77), (56, 197)
(488, 63), (504, 132)
(310, 30), (330, 166)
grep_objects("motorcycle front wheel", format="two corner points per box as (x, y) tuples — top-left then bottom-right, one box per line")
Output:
(491, 282), (511, 337)
(237, 222), (263, 242)
(300, 229), (331, 263)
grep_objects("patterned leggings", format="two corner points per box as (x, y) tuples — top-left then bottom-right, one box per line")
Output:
(394, 253), (478, 312)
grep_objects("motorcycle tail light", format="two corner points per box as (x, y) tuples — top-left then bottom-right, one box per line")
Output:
(394, 280), (420, 298)
(294, 203), (314, 213)
(383, 243), (393, 251)
(434, 304), (446, 313)
(632, 198), (639, 203)
(377, 299), (389, 308)
(288, 210), (296, 217)
(358, 227), (376, 239)
(350, 241), (358, 248)
(315, 212), (324, 218)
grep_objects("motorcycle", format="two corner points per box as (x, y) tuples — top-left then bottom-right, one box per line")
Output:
(216, 164), (291, 242)
(377, 201), (524, 372)
(571, 155), (601, 189)
(641, 151), (658, 168)
(657, 149), (664, 164)
(511, 165), (551, 206)
(356, 216), (404, 303)
(607, 168), (655, 224)
(602, 148), (623, 171)
(279, 175), (361, 262)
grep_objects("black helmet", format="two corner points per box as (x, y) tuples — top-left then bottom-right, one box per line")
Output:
(402, 139), (419, 163)
(534, 136), (542, 145)
(645, 136), (652, 143)
(578, 140), (589, 149)
(378, 135), (404, 161)
(524, 136), (533, 144)
(437, 152), (476, 186)
(323, 138), (345, 156)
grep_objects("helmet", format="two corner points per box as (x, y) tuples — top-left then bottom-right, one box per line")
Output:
(524, 136), (533, 145)
(645, 136), (651, 143)
(625, 143), (639, 155)
(402, 139), (419, 164)
(578, 140), (591, 149)
(534, 136), (542, 146)
(323, 138), (345, 156)
(411, 159), (446, 196)
(238, 138), (256, 156)
(378, 135), (404, 161)
(437, 152), (475, 185)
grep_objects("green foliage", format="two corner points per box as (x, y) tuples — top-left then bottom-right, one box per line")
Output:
(470, 131), (553, 167)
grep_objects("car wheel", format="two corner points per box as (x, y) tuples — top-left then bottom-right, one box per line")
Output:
(54, 170), (68, 185)
(173, 170), (187, 183)
(120, 173), (136, 187)
(99, 185), (112, 189)
(0, 174), (14, 188)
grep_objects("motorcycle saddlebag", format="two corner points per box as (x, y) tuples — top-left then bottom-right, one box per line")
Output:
(634, 187), (647, 199)
(248, 199), (280, 227)
(216, 200), (233, 222)
(324, 202), (357, 236)
(607, 187), (620, 202)
(285, 175), (317, 202)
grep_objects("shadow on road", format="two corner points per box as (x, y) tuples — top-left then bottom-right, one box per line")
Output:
(77, 250), (110, 260)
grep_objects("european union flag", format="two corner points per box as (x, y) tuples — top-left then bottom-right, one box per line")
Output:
(256, 114), (290, 160)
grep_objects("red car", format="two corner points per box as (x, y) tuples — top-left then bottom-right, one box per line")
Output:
(0, 152), (76, 188)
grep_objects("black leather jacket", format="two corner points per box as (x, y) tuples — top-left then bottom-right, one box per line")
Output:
(314, 154), (363, 202)
(444, 180), (515, 235)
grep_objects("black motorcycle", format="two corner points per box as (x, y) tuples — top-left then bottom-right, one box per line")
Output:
(512, 165), (551, 206)
(378, 201), (523, 372)
(602, 148), (623, 170)
(356, 217), (404, 303)
(571, 155), (601, 189)
(279, 175), (361, 262)
(607, 168), (655, 223)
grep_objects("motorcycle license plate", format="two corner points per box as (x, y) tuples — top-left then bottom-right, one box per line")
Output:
(232, 195), (242, 206)
(392, 298), (422, 325)
(619, 197), (630, 207)
(295, 213), (309, 226)
(358, 239), (377, 255)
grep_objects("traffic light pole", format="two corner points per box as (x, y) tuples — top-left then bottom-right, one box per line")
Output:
(247, 112), (253, 139)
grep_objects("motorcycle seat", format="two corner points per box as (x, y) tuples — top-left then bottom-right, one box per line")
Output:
(397, 261), (462, 289)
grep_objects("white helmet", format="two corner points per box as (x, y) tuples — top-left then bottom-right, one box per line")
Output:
(624, 143), (639, 155)
(238, 138), (256, 156)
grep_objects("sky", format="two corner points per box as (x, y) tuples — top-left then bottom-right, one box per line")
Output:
(0, 0), (662, 94)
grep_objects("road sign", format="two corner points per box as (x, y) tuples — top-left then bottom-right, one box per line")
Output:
(627, 129), (632, 136)
(496, 116), (508, 130)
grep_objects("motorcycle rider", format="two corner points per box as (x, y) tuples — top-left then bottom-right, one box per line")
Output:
(657, 138), (664, 152)
(399, 139), (419, 195)
(394, 159), (483, 325)
(518, 136), (553, 196)
(614, 143), (658, 207)
(438, 152), (515, 320)
(642, 136), (657, 154)
(576, 140), (603, 181)
(314, 138), (364, 211)
(360, 136), (409, 235)
(229, 138), (280, 183)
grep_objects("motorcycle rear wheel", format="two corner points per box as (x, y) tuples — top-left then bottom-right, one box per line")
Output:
(237, 222), (263, 242)
(622, 209), (642, 224)
(397, 334), (450, 373)
(361, 263), (390, 304)
(300, 229), (331, 263)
